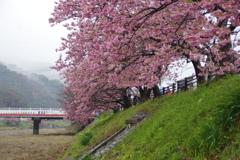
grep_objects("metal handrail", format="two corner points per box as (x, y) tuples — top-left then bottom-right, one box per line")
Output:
(160, 75), (198, 95)
(0, 108), (64, 114)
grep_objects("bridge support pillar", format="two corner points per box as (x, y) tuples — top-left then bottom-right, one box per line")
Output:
(32, 117), (41, 135)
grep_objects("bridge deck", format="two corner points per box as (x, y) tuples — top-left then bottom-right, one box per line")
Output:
(0, 108), (66, 118)
(0, 108), (67, 134)
(0, 113), (66, 118)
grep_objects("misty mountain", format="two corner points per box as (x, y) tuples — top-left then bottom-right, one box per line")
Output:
(3, 62), (60, 80)
(0, 63), (64, 109)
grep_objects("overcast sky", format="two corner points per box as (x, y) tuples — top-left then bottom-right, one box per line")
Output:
(0, 0), (69, 79)
(1, 1), (239, 82)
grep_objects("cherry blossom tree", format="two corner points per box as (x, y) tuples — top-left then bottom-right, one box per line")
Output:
(50, 0), (240, 124)
(2, 118), (20, 126)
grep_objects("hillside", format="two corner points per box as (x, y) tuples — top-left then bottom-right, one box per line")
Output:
(0, 63), (64, 109)
(63, 74), (240, 160)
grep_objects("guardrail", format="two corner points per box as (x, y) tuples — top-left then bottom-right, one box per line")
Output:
(0, 108), (64, 115)
(160, 75), (197, 95)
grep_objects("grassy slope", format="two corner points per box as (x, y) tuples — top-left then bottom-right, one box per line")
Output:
(63, 74), (240, 160)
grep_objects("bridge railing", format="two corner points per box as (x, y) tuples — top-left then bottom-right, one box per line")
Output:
(0, 108), (65, 115)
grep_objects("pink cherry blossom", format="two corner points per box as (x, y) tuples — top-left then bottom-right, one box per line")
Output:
(50, 0), (240, 124)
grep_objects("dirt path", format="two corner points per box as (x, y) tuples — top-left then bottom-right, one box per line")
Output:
(0, 128), (76, 160)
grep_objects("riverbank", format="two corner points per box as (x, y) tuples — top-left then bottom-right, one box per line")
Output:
(0, 128), (76, 160)
(64, 75), (240, 159)
(0, 127), (20, 132)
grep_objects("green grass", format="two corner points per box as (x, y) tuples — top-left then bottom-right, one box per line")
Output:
(0, 121), (5, 126)
(0, 119), (70, 129)
(62, 74), (240, 160)
(45, 120), (71, 128)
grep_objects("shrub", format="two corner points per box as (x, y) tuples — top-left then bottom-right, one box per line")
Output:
(79, 132), (93, 146)
(2, 118), (20, 126)
(82, 154), (92, 160)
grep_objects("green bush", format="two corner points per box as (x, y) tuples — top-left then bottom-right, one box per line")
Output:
(72, 154), (81, 160)
(82, 154), (92, 160)
(79, 132), (93, 146)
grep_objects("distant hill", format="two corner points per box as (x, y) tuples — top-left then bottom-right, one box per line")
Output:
(0, 63), (64, 109)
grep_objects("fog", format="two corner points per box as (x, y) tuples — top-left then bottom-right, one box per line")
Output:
(0, 0), (68, 80)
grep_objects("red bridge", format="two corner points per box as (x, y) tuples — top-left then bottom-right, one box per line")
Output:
(0, 108), (67, 135)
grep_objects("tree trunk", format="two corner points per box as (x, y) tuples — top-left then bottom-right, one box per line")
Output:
(123, 95), (132, 109)
(139, 87), (151, 102)
(192, 60), (206, 85)
(152, 85), (161, 98)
